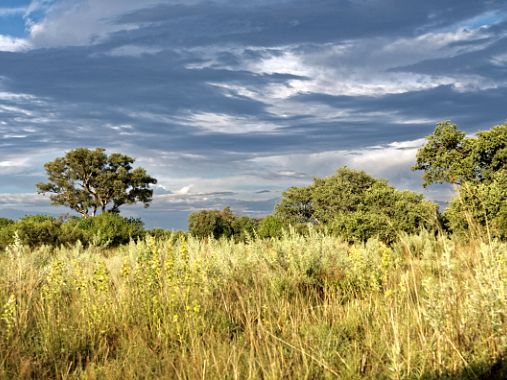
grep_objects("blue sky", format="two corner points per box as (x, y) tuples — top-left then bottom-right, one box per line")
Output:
(0, 0), (506, 229)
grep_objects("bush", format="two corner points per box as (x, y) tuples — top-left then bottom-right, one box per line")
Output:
(258, 215), (284, 238)
(72, 212), (145, 247)
(0, 213), (146, 250)
(0, 218), (15, 250)
(14, 215), (62, 247)
(275, 167), (439, 243)
(188, 207), (258, 240)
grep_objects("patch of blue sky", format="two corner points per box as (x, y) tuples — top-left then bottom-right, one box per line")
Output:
(0, 13), (27, 37)
(1, 0), (31, 8)
(459, 10), (506, 29)
(0, 0), (31, 37)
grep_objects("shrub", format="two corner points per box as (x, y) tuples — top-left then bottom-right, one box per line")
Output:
(0, 218), (15, 250)
(73, 212), (145, 247)
(14, 215), (62, 247)
(258, 215), (284, 238)
(188, 207), (257, 240)
(275, 167), (439, 243)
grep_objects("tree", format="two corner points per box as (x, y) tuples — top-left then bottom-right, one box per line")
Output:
(412, 121), (473, 187)
(274, 186), (314, 225)
(188, 207), (258, 240)
(258, 215), (284, 238)
(188, 208), (235, 239)
(37, 148), (157, 217)
(413, 122), (507, 238)
(275, 167), (439, 243)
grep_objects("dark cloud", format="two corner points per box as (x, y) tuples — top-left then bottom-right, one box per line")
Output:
(114, 0), (500, 47)
(0, 0), (506, 228)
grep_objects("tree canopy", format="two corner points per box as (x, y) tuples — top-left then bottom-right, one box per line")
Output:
(413, 122), (507, 238)
(37, 148), (157, 217)
(274, 167), (439, 242)
(188, 207), (258, 240)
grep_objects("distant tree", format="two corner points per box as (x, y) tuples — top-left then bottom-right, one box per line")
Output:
(275, 167), (439, 243)
(188, 207), (258, 240)
(0, 218), (15, 250)
(188, 208), (234, 239)
(13, 215), (62, 247)
(413, 122), (507, 238)
(37, 148), (157, 217)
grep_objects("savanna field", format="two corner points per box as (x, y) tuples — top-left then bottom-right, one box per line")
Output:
(1, 230), (506, 379)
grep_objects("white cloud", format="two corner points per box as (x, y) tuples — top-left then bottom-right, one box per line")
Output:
(249, 138), (426, 189)
(0, 35), (30, 52)
(0, 158), (30, 168)
(175, 185), (193, 195)
(0, 7), (26, 17)
(26, 0), (161, 48)
(108, 45), (163, 57)
(491, 53), (507, 66)
(185, 112), (281, 134)
(0, 192), (45, 205)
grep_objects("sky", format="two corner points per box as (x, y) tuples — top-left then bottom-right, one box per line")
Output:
(0, 0), (506, 229)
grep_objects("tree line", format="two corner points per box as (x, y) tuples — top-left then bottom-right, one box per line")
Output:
(0, 121), (505, 247)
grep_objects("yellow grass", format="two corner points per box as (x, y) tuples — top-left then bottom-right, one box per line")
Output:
(0, 230), (506, 379)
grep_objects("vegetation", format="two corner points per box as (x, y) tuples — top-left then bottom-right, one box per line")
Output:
(188, 207), (258, 240)
(0, 213), (146, 249)
(37, 147), (157, 217)
(414, 121), (507, 238)
(0, 231), (505, 379)
(275, 167), (439, 243)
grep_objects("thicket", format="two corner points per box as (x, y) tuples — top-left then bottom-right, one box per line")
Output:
(188, 207), (258, 240)
(274, 167), (440, 243)
(0, 213), (146, 249)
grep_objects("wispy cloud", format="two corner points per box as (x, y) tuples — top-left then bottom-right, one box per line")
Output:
(0, 7), (26, 17)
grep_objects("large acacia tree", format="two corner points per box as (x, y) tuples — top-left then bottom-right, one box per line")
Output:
(37, 148), (157, 217)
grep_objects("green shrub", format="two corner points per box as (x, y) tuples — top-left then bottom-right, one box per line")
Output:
(73, 212), (145, 247)
(0, 218), (15, 250)
(188, 207), (257, 240)
(145, 228), (187, 242)
(275, 167), (439, 243)
(258, 215), (284, 238)
(14, 215), (62, 247)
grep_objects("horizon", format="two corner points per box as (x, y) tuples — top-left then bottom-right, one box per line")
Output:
(1, 0), (507, 229)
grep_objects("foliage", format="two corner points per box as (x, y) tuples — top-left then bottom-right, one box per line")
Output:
(258, 215), (284, 238)
(0, 213), (145, 249)
(67, 212), (145, 247)
(275, 167), (439, 242)
(188, 207), (258, 239)
(444, 171), (507, 239)
(413, 121), (472, 186)
(0, 217), (13, 228)
(37, 147), (157, 217)
(0, 232), (505, 379)
(273, 186), (314, 225)
(10, 215), (62, 248)
(0, 218), (15, 250)
(414, 122), (507, 238)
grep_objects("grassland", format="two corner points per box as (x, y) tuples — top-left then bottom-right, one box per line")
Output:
(0, 230), (506, 379)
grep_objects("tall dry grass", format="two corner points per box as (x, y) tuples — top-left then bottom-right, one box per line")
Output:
(0, 230), (506, 379)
